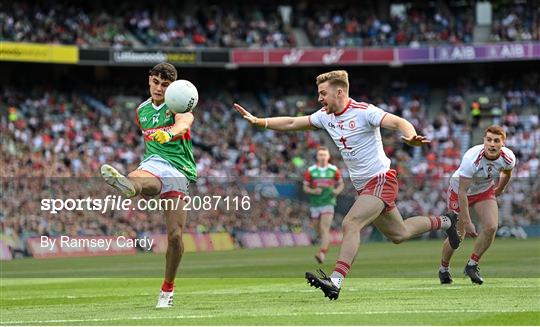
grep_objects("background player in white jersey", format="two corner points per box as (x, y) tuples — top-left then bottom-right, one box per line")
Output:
(439, 125), (515, 285)
(303, 146), (344, 264)
(234, 70), (460, 300)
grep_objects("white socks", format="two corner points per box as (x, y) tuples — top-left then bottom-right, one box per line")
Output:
(467, 258), (478, 266)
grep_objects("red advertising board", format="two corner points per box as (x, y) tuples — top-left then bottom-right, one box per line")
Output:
(361, 48), (395, 63)
(232, 48), (359, 66)
(232, 43), (540, 67)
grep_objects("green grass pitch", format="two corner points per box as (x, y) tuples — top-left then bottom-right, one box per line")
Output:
(1, 238), (539, 325)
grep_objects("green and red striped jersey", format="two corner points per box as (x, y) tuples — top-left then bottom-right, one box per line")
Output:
(304, 164), (341, 207)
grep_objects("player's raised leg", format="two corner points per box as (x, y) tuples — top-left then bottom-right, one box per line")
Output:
(306, 194), (384, 300)
(156, 201), (187, 308)
(379, 210), (460, 244)
(100, 166), (162, 198)
(373, 208), (458, 246)
(315, 212), (333, 263)
(464, 199), (498, 285)
(370, 207), (459, 284)
(100, 164), (137, 197)
(127, 169), (162, 196)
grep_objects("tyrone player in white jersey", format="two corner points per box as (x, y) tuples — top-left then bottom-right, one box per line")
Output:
(439, 125), (515, 285)
(233, 70), (460, 300)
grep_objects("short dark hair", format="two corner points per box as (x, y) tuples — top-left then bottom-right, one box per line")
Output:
(149, 62), (177, 81)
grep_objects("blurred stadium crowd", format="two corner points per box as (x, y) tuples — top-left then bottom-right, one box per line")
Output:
(1, 72), (539, 254)
(1, 1), (539, 48)
(1, 0), (539, 256)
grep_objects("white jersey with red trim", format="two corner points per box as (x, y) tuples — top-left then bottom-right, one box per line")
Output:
(309, 98), (390, 190)
(449, 144), (516, 195)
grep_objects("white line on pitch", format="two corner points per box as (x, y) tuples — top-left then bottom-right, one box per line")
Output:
(3, 284), (538, 300)
(2, 308), (537, 324)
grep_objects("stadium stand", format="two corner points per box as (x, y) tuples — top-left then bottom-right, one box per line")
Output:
(1, 1), (538, 47)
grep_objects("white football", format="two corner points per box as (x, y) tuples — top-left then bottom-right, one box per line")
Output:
(165, 80), (198, 113)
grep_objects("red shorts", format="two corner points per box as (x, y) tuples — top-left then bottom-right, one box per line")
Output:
(357, 169), (398, 212)
(447, 187), (495, 212)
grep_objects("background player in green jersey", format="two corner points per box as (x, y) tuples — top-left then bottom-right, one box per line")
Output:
(100, 62), (196, 308)
(303, 146), (344, 264)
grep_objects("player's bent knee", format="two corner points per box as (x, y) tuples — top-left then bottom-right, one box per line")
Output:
(483, 225), (498, 235)
(342, 218), (363, 234)
(388, 233), (407, 244)
(167, 229), (183, 245)
(390, 236), (405, 244)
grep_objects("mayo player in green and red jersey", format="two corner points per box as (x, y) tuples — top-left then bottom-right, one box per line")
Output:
(100, 62), (196, 308)
(303, 146), (344, 264)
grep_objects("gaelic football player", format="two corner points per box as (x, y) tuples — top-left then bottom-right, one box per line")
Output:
(303, 146), (344, 264)
(234, 70), (460, 300)
(439, 125), (515, 285)
(100, 62), (196, 308)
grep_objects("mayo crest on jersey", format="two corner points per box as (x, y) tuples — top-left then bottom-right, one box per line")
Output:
(309, 98), (390, 190)
(449, 144), (516, 195)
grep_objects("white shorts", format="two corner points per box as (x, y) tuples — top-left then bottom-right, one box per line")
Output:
(137, 155), (190, 199)
(309, 205), (335, 219)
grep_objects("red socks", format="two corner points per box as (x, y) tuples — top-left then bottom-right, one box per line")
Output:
(429, 215), (442, 230)
(468, 253), (480, 265)
(161, 280), (174, 292)
(334, 260), (351, 277)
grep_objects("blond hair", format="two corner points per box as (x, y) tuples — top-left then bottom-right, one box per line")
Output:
(316, 70), (349, 93)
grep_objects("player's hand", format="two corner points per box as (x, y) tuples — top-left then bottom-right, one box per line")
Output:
(401, 135), (430, 147)
(464, 221), (478, 237)
(150, 130), (174, 144)
(234, 103), (262, 126)
(494, 187), (504, 197)
(313, 187), (323, 195)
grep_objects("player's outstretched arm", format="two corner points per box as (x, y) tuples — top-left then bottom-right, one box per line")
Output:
(234, 103), (313, 131)
(380, 113), (430, 146)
